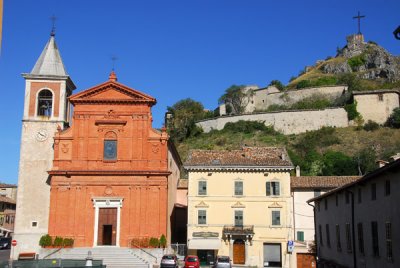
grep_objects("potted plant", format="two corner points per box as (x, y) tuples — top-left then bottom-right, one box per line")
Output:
(39, 234), (52, 248)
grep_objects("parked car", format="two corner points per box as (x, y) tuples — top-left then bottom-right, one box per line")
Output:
(213, 256), (232, 268)
(0, 237), (11, 249)
(184, 255), (200, 268)
(160, 254), (178, 268)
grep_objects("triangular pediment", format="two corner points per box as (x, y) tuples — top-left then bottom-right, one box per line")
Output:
(70, 80), (156, 105)
(195, 201), (209, 208)
(268, 201), (282, 208)
(231, 201), (245, 208)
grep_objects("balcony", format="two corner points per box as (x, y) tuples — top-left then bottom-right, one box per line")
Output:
(222, 225), (254, 236)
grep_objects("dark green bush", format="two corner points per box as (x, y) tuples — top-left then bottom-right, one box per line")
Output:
(387, 108), (400, 128)
(149, 237), (159, 248)
(39, 234), (52, 247)
(63, 238), (74, 247)
(223, 120), (268, 134)
(296, 80), (312, 89)
(159, 234), (167, 248)
(53, 236), (63, 247)
(344, 102), (360, 120)
(363, 120), (379, 131)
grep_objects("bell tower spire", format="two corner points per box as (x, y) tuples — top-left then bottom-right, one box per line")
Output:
(14, 31), (76, 255)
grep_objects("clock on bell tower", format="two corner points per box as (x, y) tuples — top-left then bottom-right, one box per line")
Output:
(13, 32), (76, 255)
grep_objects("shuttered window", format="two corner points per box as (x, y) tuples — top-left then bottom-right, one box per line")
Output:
(234, 181), (243, 196)
(198, 181), (207, 195)
(198, 210), (206, 224)
(234, 210), (243, 226)
(266, 182), (280, 196)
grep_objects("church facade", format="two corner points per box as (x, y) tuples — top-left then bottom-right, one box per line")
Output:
(14, 33), (181, 255)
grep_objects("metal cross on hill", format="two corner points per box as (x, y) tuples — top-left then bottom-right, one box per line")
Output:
(353, 11), (366, 34)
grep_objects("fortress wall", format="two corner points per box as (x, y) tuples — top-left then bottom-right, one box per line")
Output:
(196, 107), (349, 135)
(258, 86), (348, 110)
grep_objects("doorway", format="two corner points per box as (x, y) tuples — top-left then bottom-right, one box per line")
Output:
(97, 208), (117, 246)
(233, 239), (245, 264)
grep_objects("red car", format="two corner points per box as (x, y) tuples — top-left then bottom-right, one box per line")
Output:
(184, 255), (200, 268)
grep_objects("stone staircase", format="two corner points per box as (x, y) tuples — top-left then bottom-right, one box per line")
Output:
(59, 247), (150, 268)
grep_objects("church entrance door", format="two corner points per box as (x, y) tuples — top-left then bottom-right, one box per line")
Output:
(97, 208), (117, 246)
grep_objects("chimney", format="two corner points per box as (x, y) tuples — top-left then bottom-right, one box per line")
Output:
(296, 165), (301, 177)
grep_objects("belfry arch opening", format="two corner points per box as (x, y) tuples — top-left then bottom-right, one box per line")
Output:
(37, 89), (53, 117)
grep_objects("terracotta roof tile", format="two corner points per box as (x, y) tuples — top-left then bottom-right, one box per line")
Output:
(291, 176), (361, 189)
(185, 147), (293, 168)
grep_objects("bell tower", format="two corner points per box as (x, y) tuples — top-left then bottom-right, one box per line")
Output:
(13, 32), (76, 255)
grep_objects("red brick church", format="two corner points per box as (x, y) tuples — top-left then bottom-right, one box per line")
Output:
(14, 32), (182, 254)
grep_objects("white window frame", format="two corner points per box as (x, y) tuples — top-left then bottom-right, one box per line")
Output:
(197, 209), (207, 225)
(271, 210), (281, 226)
(266, 181), (280, 196)
(234, 210), (244, 226)
(198, 180), (207, 196)
(234, 180), (243, 196)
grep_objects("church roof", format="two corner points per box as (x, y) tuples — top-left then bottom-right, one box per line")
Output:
(69, 72), (157, 106)
(30, 35), (68, 76)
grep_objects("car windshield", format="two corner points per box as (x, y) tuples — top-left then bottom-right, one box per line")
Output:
(0, 238), (10, 242)
(218, 257), (230, 262)
(163, 255), (175, 260)
(187, 257), (198, 262)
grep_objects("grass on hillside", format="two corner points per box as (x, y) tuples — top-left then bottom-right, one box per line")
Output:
(177, 124), (400, 166)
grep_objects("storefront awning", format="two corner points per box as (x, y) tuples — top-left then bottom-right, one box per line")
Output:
(188, 239), (221, 250)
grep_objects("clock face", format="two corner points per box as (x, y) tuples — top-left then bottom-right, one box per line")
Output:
(35, 129), (48, 142)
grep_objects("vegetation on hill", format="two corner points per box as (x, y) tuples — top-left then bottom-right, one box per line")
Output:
(172, 120), (400, 176)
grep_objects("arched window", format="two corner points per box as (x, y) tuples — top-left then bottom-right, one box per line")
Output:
(104, 131), (117, 161)
(37, 89), (53, 117)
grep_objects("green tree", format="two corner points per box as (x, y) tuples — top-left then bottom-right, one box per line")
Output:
(387, 108), (400, 128)
(167, 98), (206, 142)
(337, 73), (362, 92)
(353, 148), (377, 175)
(218, 85), (253, 114)
(322, 151), (357, 175)
(268, 80), (285, 91)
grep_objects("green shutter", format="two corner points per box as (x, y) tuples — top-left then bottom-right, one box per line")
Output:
(297, 231), (304, 242)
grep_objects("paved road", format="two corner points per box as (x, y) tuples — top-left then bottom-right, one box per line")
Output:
(0, 249), (10, 261)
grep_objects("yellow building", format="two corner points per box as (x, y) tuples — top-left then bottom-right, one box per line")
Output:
(185, 147), (294, 267)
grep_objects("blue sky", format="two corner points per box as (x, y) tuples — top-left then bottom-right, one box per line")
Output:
(0, 0), (399, 184)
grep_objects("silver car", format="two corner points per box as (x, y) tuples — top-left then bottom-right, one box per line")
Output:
(213, 256), (232, 268)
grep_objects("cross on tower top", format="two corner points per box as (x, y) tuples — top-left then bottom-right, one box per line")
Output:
(50, 15), (57, 36)
(353, 11), (366, 34)
(111, 55), (118, 71)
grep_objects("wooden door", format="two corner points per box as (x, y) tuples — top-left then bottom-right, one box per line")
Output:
(297, 253), (316, 268)
(97, 208), (117, 246)
(233, 240), (245, 264)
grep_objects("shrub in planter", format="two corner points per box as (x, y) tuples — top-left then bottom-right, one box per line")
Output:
(53, 236), (64, 247)
(63, 238), (74, 247)
(140, 237), (150, 248)
(149, 237), (159, 248)
(39, 234), (52, 247)
(159, 234), (167, 248)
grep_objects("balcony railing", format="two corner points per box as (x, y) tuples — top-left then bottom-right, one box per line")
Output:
(223, 225), (254, 235)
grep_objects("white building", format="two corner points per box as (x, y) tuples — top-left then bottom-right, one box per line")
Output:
(308, 159), (400, 268)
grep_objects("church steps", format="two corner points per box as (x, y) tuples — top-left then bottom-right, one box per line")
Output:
(51, 247), (150, 268)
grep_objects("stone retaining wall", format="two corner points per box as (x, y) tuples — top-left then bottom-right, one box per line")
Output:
(197, 108), (349, 135)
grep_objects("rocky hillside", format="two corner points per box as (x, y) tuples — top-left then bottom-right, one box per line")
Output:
(289, 34), (400, 89)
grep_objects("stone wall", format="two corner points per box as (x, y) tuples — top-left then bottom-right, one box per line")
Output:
(354, 90), (399, 124)
(197, 107), (349, 135)
(260, 85), (347, 111)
